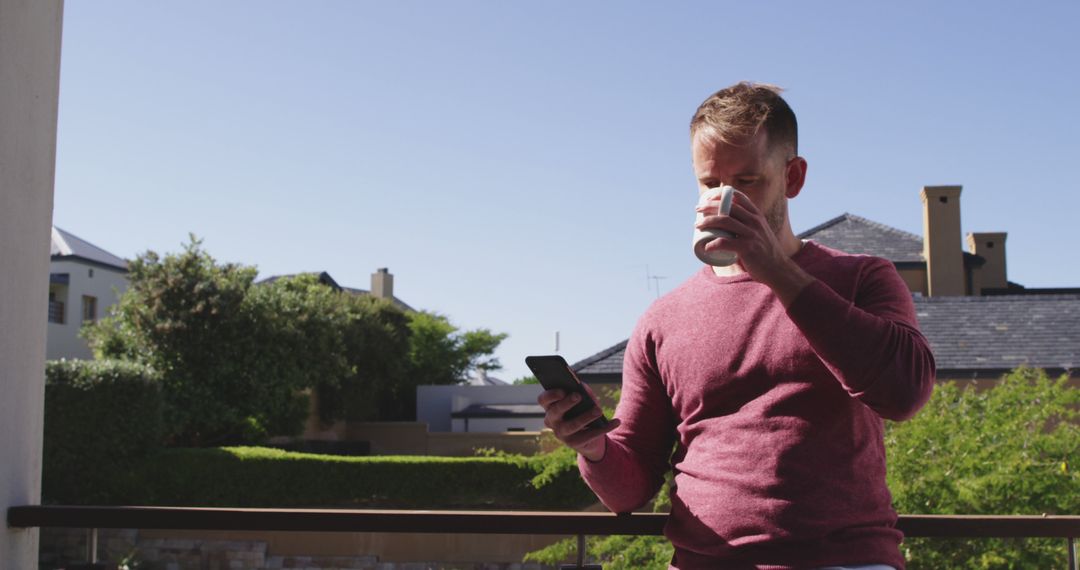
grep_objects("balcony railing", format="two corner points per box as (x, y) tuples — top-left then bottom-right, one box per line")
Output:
(8, 506), (1080, 569)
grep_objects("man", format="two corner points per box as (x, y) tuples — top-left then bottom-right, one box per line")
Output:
(538, 82), (936, 569)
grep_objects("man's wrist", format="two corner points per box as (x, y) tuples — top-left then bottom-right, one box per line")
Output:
(763, 259), (815, 308)
(579, 436), (607, 463)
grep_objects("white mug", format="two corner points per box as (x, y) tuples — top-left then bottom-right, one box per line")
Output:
(692, 185), (741, 267)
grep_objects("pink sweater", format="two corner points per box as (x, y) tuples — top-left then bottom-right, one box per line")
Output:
(579, 242), (935, 569)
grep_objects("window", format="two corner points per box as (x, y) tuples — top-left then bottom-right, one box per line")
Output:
(48, 291), (65, 324)
(82, 295), (97, 323)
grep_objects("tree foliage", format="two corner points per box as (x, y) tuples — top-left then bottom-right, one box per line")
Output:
(886, 367), (1079, 569)
(85, 236), (507, 442)
(85, 236), (301, 445)
(373, 310), (508, 420)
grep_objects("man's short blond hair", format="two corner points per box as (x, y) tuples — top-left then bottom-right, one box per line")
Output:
(690, 82), (798, 157)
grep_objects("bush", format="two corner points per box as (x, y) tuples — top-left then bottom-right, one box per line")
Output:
(84, 239), (320, 445)
(43, 359), (162, 504)
(85, 238), (510, 440)
(54, 446), (597, 510)
(886, 367), (1079, 569)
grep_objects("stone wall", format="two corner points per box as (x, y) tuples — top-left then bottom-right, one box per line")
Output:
(39, 529), (558, 570)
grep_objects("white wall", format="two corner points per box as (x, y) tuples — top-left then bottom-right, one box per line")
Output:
(0, 0), (64, 567)
(450, 416), (546, 433)
(47, 260), (128, 360)
(417, 384), (543, 432)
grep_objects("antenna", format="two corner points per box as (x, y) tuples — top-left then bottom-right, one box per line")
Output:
(645, 265), (667, 299)
(554, 330), (560, 353)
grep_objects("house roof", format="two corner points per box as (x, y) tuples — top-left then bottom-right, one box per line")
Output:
(798, 213), (926, 263)
(467, 369), (509, 386)
(797, 213), (983, 267)
(915, 294), (1079, 375)
(259, 272), (342, 290)
(572, 340), (628, 377)
(573, 294), (1080, 380)
(256, 271), (414, 311)
(50, 227), (127, 271)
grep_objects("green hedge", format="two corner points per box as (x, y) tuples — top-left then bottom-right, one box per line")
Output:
(43, 359), (163, 504)
(41, 360), (594, 509)
(62, 446), (595, 510)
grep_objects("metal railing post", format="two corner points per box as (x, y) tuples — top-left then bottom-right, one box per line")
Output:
(1068, 536), (1076, 570)
(86, 527), (98, 563)
(560, 533), (602, 569)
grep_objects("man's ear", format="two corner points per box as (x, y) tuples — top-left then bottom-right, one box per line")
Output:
(785, 156), (808, 199)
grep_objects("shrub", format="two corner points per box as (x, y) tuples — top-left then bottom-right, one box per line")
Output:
(85, 238), (510, 440)
(84, 239), (319, 445)
(43, 359), (162, 504)
(54, 446), (596, 510)
(886, 367), (1079, 569)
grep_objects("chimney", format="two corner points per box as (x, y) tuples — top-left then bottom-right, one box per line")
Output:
(920, 185), (965, 296)
(371, 267), (393, 300)
(966, 232), (1008, 293)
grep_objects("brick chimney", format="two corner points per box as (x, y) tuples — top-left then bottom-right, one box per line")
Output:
(371, 267), (393, 300)
(966, 232), (1008, 293)
(920, 185), (965, 296)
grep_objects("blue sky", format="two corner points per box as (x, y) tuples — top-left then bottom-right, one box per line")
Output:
(54, 2), (1080, 382)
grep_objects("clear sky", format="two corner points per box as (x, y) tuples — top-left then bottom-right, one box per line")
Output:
(54, 2), (1080, 382)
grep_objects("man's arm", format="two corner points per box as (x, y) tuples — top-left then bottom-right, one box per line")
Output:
(699, 192), (935, 420)
(785, 258), (936, 421)
(575, 325), (677, 513)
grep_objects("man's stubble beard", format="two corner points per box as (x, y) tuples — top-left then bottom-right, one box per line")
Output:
(765, 194), (787, 236)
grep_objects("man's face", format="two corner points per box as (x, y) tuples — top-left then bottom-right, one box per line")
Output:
(691, 129), (792, 235)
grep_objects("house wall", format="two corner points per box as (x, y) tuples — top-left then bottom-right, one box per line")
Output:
(296, 419), (549, 456)
(136, 529), (570, 566)
(417, 385), (543, 432)
(0, 1), (63, 567)
(40, 527), (571, 569)
(46, 259), (128, 360)
(451, 416), (545, 433)
(343, 422), (548, 456)
(896, 266), (928, 297)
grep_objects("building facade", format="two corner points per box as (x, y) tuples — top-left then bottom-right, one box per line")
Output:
(47, 227), (128, 360)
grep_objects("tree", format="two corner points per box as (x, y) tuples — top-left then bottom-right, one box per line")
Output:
(313, 289), (412, 423)
(85, 237), (411, 444)
(363, 310), (508, 421)
(886, 367), (1079, 568)
(86, 236), (509, 437)
(86, 237), (294, 445)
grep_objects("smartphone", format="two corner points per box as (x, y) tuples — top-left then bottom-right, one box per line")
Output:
(525, 355), (609, 430)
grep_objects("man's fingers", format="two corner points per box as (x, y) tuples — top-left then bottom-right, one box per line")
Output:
(697, 215), (753, 241)
(732, 191), (762, 216)
(542, 393), (583, 430)
(563, 418), (621, 449)
(566, 405), (605, 433)
(537, 389), (566, 408)
(552, 404), (603, 439)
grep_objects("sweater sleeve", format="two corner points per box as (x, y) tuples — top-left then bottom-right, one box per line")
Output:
(578, 322), (676, 513)
(785, 257), (936, 421)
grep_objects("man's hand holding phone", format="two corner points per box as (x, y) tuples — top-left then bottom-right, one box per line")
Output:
(527, 355), (620, 462)
(538, 386), (620, 461)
